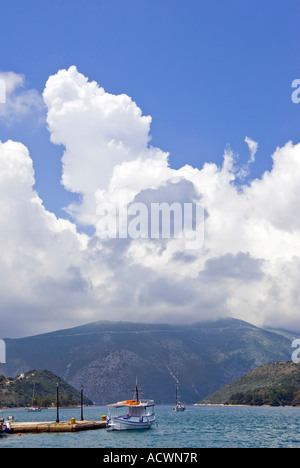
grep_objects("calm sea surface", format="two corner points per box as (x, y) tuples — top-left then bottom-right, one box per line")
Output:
(1, 405), (300, 448)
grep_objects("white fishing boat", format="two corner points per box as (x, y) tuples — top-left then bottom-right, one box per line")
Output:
(173, 382), (185, 411)
(106, 383), (155, 431)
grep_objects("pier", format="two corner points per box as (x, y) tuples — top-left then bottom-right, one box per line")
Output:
(9, 419), (106, 434)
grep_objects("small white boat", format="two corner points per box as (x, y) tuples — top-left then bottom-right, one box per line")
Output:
(0, 416), (13, 436)
(174, 401), (186, 411)
(173, 382), (185, 412)
(25, 406), (42, 412)
(26, 383), (42, 412)
(106, 383), (155, 431)
(0, 419), (8, 436)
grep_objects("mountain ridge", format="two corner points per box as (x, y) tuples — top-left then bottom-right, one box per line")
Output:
(0, 318), (298, 404)
(198, 361), (300, 406)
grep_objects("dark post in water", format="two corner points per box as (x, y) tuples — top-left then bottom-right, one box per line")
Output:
(81, 385), (84, 421)
(56, 383), (59, 423)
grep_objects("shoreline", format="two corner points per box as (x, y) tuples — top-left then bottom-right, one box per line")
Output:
(195, 403), (300, 408)
(0, 404), (94, 411)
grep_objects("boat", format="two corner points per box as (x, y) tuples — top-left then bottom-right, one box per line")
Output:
(0, 416), (13, 436)
(0, 419), (8, 436)
(26, 382), (42, 412)
(106, 382), (155, 431)
(173, 382), (185, 411)
(26, 406), (42, 412)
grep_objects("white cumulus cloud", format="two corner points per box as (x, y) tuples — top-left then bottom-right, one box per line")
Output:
(1, 66), (300, 337)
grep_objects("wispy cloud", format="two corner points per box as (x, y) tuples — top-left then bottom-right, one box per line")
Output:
(0, 71), (44, 124)
(235, 136), (258, 181)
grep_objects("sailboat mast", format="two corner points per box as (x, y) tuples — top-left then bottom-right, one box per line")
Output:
(32, 382), (36, 406)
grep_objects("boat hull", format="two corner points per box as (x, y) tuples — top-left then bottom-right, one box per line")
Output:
(0, 426), (8, 436)
(0, 420), (9, 435)
(173, 402), (185, 411)
(107, 417), (155, 431)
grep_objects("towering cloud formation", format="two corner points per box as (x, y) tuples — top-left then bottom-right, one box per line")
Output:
(1, 66), (300, 336)
(43, 66), (170, 226)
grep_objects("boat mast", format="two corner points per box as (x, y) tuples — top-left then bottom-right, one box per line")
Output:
(32, 382), (36, 407)
(134, 378), (140, 402)
(135, 384), (139, 403)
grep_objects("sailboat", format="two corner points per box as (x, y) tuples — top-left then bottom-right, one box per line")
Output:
(173, 382), (185, 411)
(26, 382), (42, 412)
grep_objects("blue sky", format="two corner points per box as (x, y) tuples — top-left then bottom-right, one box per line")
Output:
(1, 1), (300, 336)
(1, 0), (300, 217)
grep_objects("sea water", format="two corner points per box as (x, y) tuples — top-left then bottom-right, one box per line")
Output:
(1, 405), (300, 448)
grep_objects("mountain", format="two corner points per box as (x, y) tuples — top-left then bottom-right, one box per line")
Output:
(0, 369), (93, 408)
(198, 361), (300, 406)
(0, 318), (298, 404)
